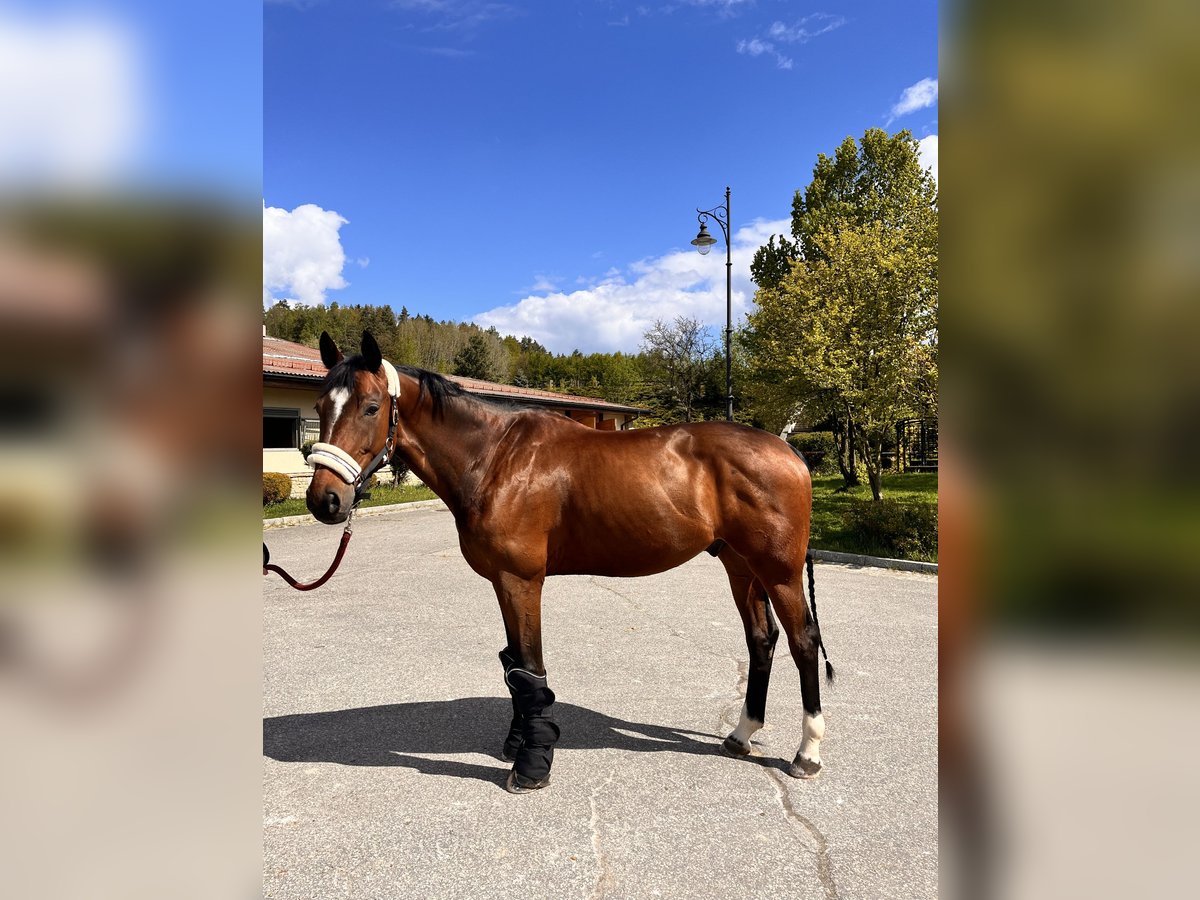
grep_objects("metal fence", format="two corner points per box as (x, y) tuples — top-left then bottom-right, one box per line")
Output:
(896, 417), (938, 472)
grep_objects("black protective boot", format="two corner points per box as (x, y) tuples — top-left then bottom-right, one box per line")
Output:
(503, 666), (560, 794)
(498, 649), (524, 762)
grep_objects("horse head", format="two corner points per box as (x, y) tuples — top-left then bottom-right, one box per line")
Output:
(306, 330), (400, 524)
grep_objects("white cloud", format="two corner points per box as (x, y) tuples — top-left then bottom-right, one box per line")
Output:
(736, 38), (792, 70)
(680, 0), (753, 14)
(473, 218), (791, 354)
(0, 10), (144, 187)
(737, 37), (768, 56)
(263, 202), (350, 307)
(918, 134), (938, 183)
(737, 14), (845, 70)
(528, 274), (558, 292)
(766, 14), (846, 43)
(388, 0), (521, 32)
(889, 77), (938, 123)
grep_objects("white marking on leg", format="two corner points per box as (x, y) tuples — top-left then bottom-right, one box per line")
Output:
(324, 387), (350, 440)
(798, 711), (825, 765)
(731, 702), (763, 747)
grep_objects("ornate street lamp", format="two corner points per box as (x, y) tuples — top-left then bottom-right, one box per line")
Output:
(691, 186), (733, 421)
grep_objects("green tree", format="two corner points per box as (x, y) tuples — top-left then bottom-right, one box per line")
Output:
(753, 128), (938, 289)
(749, 234), (798, 292)
(452, 332), (500, 381)
(747, 128), (937, 497)
(749, 222), (937, 500)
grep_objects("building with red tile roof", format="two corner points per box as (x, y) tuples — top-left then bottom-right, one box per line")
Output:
(263, 333), (646, 488)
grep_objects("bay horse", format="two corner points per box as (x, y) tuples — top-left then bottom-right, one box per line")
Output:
(306, 331), (833, 793)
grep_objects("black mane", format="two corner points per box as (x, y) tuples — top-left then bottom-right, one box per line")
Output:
(319, 356), (467, 420)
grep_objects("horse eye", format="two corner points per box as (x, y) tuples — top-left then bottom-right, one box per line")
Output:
(365, 404), (379, 417)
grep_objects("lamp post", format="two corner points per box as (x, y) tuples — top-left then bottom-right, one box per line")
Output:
(691, 186), (733, 421)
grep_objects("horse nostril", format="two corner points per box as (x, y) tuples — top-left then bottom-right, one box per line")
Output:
(326, 490), (341, 514)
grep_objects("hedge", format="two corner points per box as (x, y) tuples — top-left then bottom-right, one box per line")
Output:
(263, 472), (293, 505)
(787, 431), (837, 474)
(842, 498), (938, 559)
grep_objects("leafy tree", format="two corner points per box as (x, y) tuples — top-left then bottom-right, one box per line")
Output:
(640, 316), (719, 423)
(751, 128), (938, 289)
(746, 128), (937, 498)
(452, 332), (500, 380)
(749, 222), (937, 500)
(518, 336), (547, 354)
(749, 234), (798, 292)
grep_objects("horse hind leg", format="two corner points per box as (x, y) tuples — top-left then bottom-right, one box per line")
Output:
(720, 552), (780, 758)
(761, 573), (827, 778)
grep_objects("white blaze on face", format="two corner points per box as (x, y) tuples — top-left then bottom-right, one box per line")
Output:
(323, 387), (350, 442)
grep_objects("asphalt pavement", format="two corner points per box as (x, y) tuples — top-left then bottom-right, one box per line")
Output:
(264, 505), (937, 899)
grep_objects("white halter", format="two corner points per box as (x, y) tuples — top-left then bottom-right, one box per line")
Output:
(308, 359), (401, 486)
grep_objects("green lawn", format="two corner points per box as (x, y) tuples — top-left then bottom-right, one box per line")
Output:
(263, 482), (438, 520)
(809, 471), (938, 562)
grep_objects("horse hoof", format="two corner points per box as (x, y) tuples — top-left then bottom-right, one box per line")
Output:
(505, 771), (551, 794)
(720, 735), (755, 758)
(787, 755), (823, 779)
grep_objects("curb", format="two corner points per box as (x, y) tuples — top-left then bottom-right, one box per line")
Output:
(263, 498), (448, 529)
(808, 548), (937, 575)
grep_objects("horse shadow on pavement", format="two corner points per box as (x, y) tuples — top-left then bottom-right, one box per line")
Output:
(264, 697), (756, 787)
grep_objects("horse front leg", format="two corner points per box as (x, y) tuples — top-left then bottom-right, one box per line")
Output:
(760, 572), (827, 779)
(492, 571), (559, 794)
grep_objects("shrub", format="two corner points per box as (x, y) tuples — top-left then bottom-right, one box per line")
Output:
(300, 439), (315, 459)
(263, 472), (293, 505)
(842, 498), (938, 559)
(389, 459), (411, 485)
(787, 431), (837, 473)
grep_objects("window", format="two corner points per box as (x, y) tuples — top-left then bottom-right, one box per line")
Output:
(263, 408), (300, 448)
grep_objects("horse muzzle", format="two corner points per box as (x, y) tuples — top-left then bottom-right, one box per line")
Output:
(306, 469), (354, 524)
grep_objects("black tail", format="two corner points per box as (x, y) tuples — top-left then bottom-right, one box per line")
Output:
(806, 553), (835, 682)
(786, 440), (811, 470)
(789, 441), (833, 681)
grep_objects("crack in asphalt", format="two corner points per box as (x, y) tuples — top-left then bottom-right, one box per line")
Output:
(586, 772), (617, 900)
(764, 766), (840, 900)
(716, 658), (749, 736)
(720, 656), (840, 899)
(587, 576), (646, 612)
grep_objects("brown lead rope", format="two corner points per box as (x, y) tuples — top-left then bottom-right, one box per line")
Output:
(263, 508), (355, 591)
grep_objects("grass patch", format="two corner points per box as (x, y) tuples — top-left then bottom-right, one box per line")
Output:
(264, 482), (438, 520)
(810, 471), (938, 562)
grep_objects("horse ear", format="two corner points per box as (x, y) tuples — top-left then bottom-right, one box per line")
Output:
(319, 331), (343, 370)
(361, 330), (382, 371)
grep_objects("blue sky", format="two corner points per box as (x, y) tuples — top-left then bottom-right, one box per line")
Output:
(264, 0), (937, 353)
